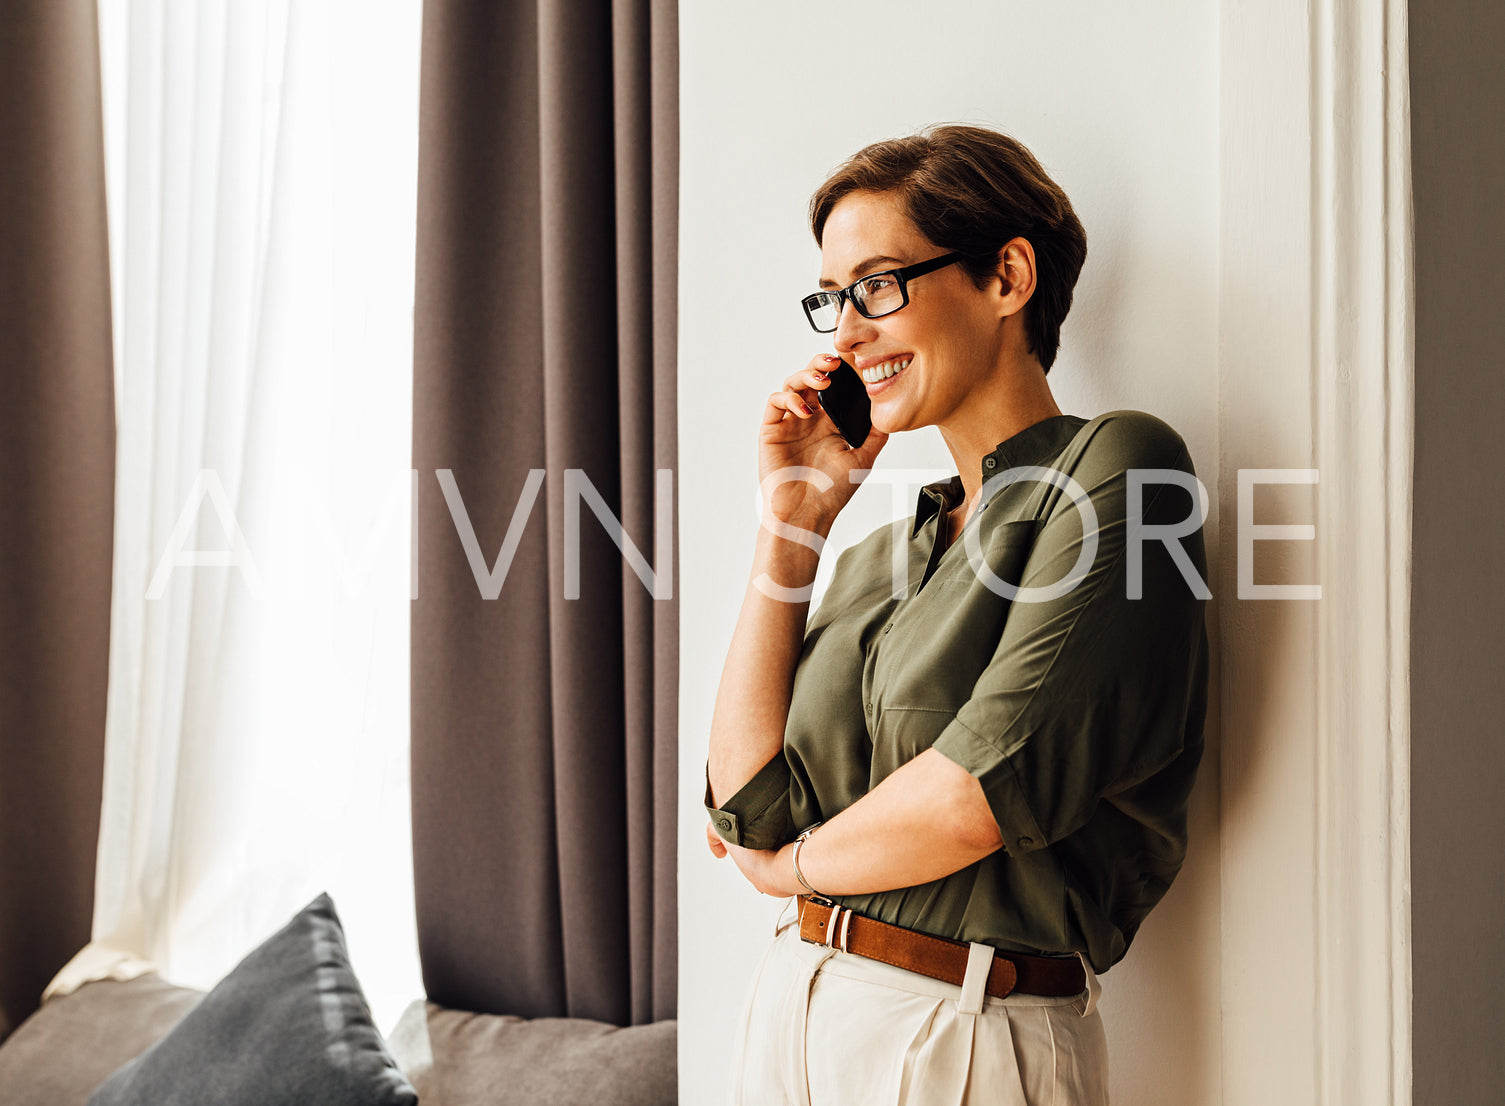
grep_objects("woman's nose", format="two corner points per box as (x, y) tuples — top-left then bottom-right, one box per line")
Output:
(832, 298), (873, 353)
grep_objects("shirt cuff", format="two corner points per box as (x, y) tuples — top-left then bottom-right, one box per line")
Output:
(930, 716), (1049, 858)
(704, 751), (794, 850)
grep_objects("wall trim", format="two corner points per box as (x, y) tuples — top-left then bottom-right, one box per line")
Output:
(1309, 0), (1414, 1103)
(1219, 0), (1413, 1103)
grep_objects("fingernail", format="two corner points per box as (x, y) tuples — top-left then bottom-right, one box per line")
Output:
(824, 354), (839, 362)
(814, 370), (827, 380)
(801, 403), (813, 415)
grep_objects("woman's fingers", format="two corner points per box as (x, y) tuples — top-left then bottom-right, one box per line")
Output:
(763, 388), (815, 423)
(788, 353), (840, 389)
(764, 354), (841, 425)
(705, 820), (728, 858)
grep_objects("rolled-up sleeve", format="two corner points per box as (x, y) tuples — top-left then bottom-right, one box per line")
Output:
(930, 412), (1211, 858)
(704, 751), (796, 850)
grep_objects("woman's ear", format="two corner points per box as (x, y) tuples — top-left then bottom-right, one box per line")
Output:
(994, 237), (1038, 317)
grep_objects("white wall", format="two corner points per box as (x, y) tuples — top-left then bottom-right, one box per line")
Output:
(677, 3), (1222, 1103)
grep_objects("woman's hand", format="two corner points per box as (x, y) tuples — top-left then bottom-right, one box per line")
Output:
(704, 822), (799, 898)
(758, 355), (889, 533)
(704, 820), (728, 858)
(724, 840), (800, 898)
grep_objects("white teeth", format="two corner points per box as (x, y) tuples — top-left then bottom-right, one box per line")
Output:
(861, 358), (911, 384)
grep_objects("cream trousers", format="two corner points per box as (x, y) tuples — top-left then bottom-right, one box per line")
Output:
(726, 900), (1109, 1106)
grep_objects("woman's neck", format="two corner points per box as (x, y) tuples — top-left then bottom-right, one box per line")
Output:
(938, 355), (1062, 511)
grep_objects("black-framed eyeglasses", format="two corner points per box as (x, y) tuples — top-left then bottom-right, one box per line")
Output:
(800, 252), (964, 333)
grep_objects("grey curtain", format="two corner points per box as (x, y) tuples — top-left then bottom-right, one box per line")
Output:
(411, 0), (678, 1026)
(1410, 1), (1505, 1100)
(0, 0), (116, 1043)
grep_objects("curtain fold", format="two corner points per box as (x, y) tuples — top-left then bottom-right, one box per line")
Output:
(412, 0), (678, 1026)
(0, 0), (116, 1042)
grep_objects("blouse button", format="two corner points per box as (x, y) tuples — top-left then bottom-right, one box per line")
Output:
(984, 457), (997, 469)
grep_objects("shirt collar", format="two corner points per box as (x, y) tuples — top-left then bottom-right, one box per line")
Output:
(911, 414), (1085, 537)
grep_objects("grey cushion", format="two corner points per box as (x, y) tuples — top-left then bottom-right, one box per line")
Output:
(0, 973), (203, 1106)
(86, 892), (415, 1106)
(388, 1000), (676, 1106)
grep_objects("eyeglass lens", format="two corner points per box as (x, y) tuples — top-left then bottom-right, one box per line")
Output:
(803, 273), (907, 331)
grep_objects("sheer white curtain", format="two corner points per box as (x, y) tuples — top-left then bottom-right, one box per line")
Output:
(94, 0), (422, 1032)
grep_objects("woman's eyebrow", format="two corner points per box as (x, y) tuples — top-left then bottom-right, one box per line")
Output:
(818, 255), (906, 289)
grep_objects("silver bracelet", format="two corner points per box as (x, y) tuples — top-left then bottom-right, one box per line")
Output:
(791, 822), (825, 897)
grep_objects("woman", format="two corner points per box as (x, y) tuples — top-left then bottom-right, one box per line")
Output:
(704, 124), (1211, 1105)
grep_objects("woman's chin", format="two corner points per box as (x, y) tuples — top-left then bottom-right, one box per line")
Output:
(869, 403), (917, 436)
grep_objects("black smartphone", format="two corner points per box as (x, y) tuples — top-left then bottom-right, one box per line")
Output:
(817, 358), (872, 448)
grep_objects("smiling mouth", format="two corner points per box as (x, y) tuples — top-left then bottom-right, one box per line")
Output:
(861, 357), (911, 384)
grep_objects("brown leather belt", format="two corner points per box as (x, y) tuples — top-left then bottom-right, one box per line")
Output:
(797, 896), (1085, 1000)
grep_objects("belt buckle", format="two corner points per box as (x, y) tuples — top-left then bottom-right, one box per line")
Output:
(798, 895), (855, 952)
(796, 893), (836, 931)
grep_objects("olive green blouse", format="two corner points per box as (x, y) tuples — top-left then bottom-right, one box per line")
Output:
(705, 409), (1211, 973)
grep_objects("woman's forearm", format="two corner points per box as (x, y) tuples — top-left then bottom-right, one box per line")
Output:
(727, 748), (1005, 898)
(705, 519), (828, 808)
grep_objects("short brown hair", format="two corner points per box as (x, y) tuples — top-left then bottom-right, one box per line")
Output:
(809, 124), (1087, 373)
